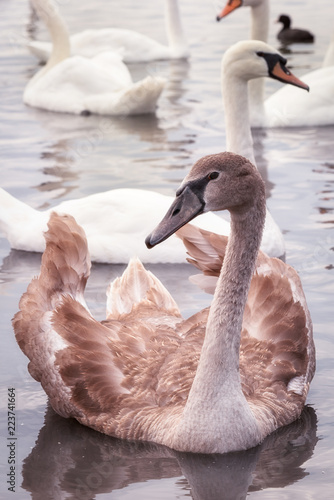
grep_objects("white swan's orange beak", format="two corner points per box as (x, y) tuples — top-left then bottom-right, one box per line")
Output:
(271, 62), (309, 91)
(216, 0), (243, 21)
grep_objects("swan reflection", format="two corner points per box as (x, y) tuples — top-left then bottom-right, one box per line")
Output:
(21, 404), (317, 500)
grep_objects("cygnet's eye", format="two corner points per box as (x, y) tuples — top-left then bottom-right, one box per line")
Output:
(207, 171), (219, 180)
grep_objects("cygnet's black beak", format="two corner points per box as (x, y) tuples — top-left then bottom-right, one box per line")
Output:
(145, 185), (205, 248)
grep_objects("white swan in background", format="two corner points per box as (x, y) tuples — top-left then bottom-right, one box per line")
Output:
(217, 0), (334, 127)
(28, 0), (189, 63)
(13, 152), (315, 453)
(24, 0), (165, 115)
(220, 40), (308, 257)
(0, 187), (229, 264)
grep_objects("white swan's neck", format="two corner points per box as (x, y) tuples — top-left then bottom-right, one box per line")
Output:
(173, 199), (265, 453)
(164, 0), (188, 57)
(222, 70), (255, 163)
(250, 0), (269, 42)
(248, 1), (269, 126)
(31, 0), (70, 72)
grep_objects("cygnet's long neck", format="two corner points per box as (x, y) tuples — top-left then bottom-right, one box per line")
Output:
(165, 0), (188, 57)
(174, 196), (265, 453)
(31, 0), (70, 72)
(222, 68), (255, 164)
(200, 199), (265, 393)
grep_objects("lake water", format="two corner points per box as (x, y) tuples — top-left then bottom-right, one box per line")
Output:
(0, 0), (333, 498)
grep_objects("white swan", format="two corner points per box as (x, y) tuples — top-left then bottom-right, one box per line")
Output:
(24, 0), (165, 115)
(13, 152), (315, 454)
(220, 40), (308, 257)
(28, 0), (189, 63)
(217, 0), (334, 127)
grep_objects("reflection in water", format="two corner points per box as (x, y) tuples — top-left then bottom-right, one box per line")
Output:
(25, 104), (199, 201)
(35, 140), (80, 201)
(27, 106), (164, 143)
(315, 162), (334, 223)
(251, 127), (274, 199)
(277, 45), (315, 69)
(0, 250), (42, 284)
(21, 405), (317, 500)
(156, 58), (192, 128)
(26, 4), (39, 39)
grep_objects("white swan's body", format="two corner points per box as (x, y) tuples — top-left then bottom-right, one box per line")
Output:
(0, 187), (229, 264)
(28, 0), (189, 63)
(13, 152), (315, 454)
(218, 0), (334, 127)
(24, 0), (165, 115)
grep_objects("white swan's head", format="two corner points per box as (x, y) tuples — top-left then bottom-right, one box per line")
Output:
(216, 0), (264, 20)
(146, 152), (265, 248)
(222, 40), (309, 90)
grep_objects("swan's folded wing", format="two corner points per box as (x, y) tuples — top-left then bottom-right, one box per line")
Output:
(241, 263), (314, 387)
(240, 263), (315, 437)
(177, 224), (315, 435)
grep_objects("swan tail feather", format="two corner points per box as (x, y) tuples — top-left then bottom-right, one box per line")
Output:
(12, 213), (91, 356)
(12, 213), (93, 416)
(42, 212), (91, 299)
(108, 76), (166, 115)
(106, 257), (181, 319)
